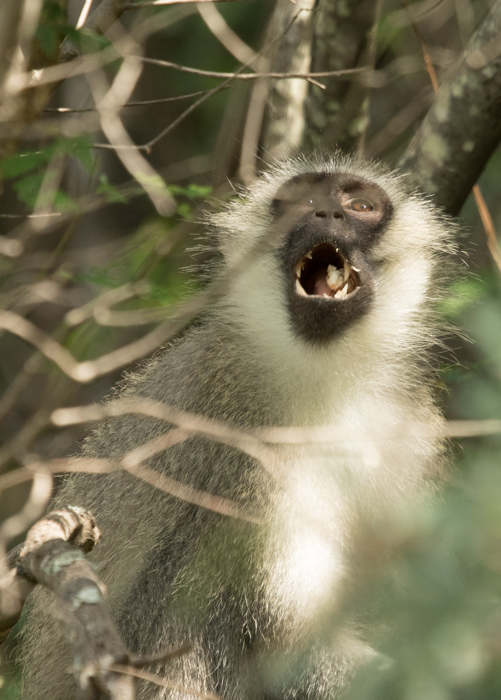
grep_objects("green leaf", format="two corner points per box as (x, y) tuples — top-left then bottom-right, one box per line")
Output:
(35, 23), (60, 58)
(176, 202), (193, 220)
(439, 279), (485, 319)
(64, 135), (95, 173)
(41, 1), (67, 23)
(77, 28), (113, 54)
(13, 173), (44, 207)
(74, 266), (121, 288)
(168, 183), (212, 200)
(53, 190), (78, 212)
(97, 175), (129, 204)
(1, 150), (49, 179)
(2, 136), (95, 180)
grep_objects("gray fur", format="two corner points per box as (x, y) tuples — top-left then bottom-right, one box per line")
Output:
(19, 155), (457, 699)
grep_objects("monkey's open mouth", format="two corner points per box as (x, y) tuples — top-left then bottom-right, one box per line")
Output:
(294, 243), (360, 300)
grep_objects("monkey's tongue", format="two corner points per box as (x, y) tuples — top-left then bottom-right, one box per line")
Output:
(312, 271), (333, 296)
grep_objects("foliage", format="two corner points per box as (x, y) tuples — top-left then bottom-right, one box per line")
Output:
(1, 0), (501, 698)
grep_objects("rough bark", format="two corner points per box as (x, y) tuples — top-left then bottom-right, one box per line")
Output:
(302, 0), (378, 152)
(398, 0), (501, 215)
(261, 0), (317, 163)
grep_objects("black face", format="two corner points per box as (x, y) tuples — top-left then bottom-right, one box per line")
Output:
(272, 172), (393, 344)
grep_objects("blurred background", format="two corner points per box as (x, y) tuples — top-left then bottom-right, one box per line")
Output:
(1, 0), (501, 697)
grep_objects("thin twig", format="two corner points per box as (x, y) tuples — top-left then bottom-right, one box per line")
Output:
(44, 88), (227, 113)
(88, 30), (176, 216)
(138, 56), (367, 80)
(125, 0), (244, 7)
(109, 663), (220, 700)
(0, 452), (263, 525)
(472, 185), (501, 274)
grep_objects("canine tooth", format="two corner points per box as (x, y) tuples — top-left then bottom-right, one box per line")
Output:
(295, 262), (303, 277)
(327, 264), (344, 289)
(305, 251), (312, 259)
(343, 262), (351, 282)
(352, 266), (360, 272)
(334, 285), (348, 299)
(295, 279), (307, 297)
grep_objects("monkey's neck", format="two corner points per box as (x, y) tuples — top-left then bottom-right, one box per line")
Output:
(145, 313), (425, 445)
(198, 307), (412, 429)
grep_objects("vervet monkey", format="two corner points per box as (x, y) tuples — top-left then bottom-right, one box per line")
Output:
(20, 154), (456, 699)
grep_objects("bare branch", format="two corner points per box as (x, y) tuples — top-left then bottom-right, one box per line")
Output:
(87, 27), (176, 216)
(0, 507), (100, 641)
(0, 310), (91, 382)
(1, 506), (199, 698)
(125, 0), (244, 6)
(0, 294), (210, 383)
(51, 395), (444, 450)
(76, 0), (95, 29)
(44, 87), (226, 113)
(65, 282), (150, 326)
(51, 398), (279, 478)
(124, 458), (262, 524)
(60, 0), (129, 62)
(139, 55), (367, 80)
(445, 420), (501, 438)
(198, 2), (256, 65)
(109, 663), (220, 700)
(472, 184), (501, 275)
(0, 235), (24, 257)
(0, 452), (262, 525)
(2, 507), (137, 699)
(0, 470), (53, 565)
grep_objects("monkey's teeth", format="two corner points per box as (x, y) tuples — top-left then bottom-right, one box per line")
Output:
(347, 276), (357, 294)
(326, 264), (344, 290)
(295, 245), (359, 300)
(295, 279), (307, 297)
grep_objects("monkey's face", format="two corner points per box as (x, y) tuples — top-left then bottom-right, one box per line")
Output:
(272, 173), (393, 343)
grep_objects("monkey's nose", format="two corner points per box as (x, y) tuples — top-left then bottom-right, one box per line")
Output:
(315, 197), (344, 219)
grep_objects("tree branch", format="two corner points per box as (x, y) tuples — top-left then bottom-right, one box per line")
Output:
(1, 506), (195, 699)
(398, 0), (501, 215)
(303, 0), (379, 152)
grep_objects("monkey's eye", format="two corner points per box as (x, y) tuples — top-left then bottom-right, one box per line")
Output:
(347, 198), (373, 212)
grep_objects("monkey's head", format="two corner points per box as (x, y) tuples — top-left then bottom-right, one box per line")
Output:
(270, 170), (392, 342)
(213, 154), (456, 356)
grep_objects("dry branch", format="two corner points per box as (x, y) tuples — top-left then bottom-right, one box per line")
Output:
(139, 56), (366, 80)
(60, 0), (130, 62)
(0, 506), (194, 700)
(125, 0), (243, 6)
(0, 507), (101, 643)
